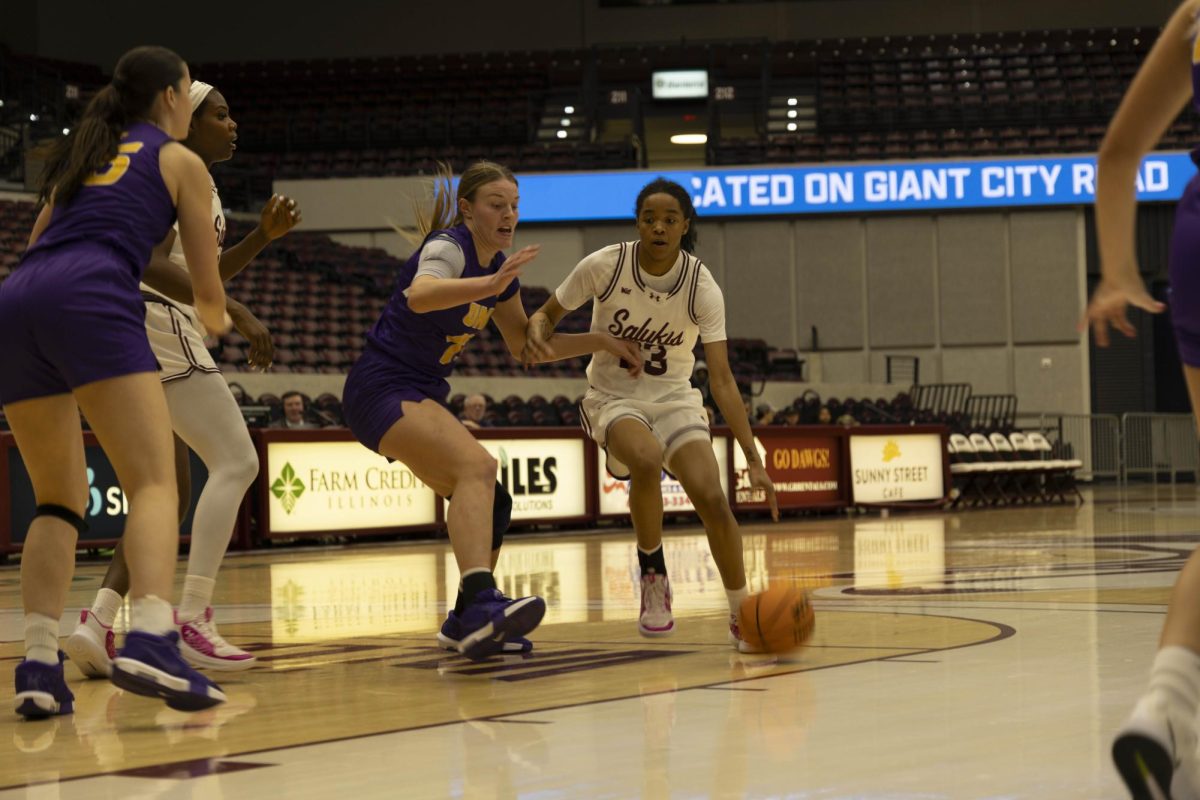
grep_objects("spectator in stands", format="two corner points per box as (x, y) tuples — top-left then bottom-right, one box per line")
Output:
(817, 405), (833, 424)
(525, 176), (778, 654)
(274, 391), (317, 429)
(776, 406), (800, 426)
(3, 46), (228, 716)
(227, 382), (248, 405)
(754, 403), (775, 426)
(341, 160), (641, 660)
(704, 404), (717, 427)
(459, 393), (488, 429)
(1090, 5), (1200, 795)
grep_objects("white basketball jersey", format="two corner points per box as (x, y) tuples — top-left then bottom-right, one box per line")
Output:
(140, 176), (226, 314)
(560, 241), (725, 402)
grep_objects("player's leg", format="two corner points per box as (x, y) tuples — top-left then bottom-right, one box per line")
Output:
(74, 373), (224, 711)
(6, 393), (86, 718)
(164, 371), (260, 671)
(377, 399), (544, 661)
(1114, 362), (1200, 798)
(606, 418), (674, 637)
(65, 433), (190, 678)
(438, 481), (529, 653)
(665, 437), (756, 652)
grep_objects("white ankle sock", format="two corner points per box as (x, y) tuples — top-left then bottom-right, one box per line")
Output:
(178, 575), (215, 622)
(90, 587), (123, 628)
(25, 613), (60, 665)
(1147, 646), (1200, 722)
(725, 586), (749, 616)
(131, 595), (174, 636)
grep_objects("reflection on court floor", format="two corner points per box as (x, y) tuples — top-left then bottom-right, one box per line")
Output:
(0, 484), (1196, 798)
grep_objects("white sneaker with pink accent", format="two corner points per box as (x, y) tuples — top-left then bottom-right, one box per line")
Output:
(638, 574), (674, 637)
(64, 610), (117, 679)
(729, 613), (763, 654)
(176, 607), (256, 672)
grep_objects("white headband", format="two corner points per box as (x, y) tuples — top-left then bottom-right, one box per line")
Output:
(188, 80), (215, 113)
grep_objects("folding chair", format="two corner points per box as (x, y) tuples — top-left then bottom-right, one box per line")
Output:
(948, 433), (992, 508)
(1026, 431), (1084, 504)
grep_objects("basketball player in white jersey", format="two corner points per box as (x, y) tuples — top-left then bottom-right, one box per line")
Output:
(64, 81), (300, 676)
(525, 178), (778, 651)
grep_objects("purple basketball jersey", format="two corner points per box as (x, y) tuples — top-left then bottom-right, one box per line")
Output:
(365, 224), (520, 379)
(23, 122), (176, 281)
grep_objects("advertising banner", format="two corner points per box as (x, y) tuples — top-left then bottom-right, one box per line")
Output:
(849, 432), (946, 504)
(470, 437), (588, 522)
(263, 441), (438, 534)
(732, 430), (845, 509)
(7, 443), (208, 545)
(515, 153), (1193, 222)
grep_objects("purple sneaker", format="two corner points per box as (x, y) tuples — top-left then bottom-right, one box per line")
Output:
(438, 610), (533, 654)
(14, 652), (74, 719)
(111, 631), (226, 712)
(456, 590), (545, 662)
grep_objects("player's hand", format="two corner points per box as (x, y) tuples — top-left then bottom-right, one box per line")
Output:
(257, 194), (301, 241)
(230, 302), (274, 371)
(521, 312), (554, 367)
(490, 245), (540, 296)
(606, 336), (643, 377)
(748, 462), (779, 521)
(1080, 273), (1165, 347)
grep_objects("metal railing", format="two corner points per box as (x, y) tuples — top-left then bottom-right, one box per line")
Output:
(1038, 413), (1122, 481)
(1122, 413), (1199, 483)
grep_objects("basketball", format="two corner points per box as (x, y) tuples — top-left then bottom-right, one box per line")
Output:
(739, 586), (815, 654)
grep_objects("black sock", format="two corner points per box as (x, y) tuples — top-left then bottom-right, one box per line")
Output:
(461, 570), (497, 604)
(453, 589), (465, 616)
(637, 545), (667, 577)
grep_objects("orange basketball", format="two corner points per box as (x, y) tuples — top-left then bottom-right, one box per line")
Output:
(738, 585), (815, 654)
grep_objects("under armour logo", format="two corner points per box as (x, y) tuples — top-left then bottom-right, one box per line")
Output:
(620, 287), (632, 294)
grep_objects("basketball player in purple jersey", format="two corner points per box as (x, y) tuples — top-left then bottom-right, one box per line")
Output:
(524, 179), (778, 652)
(1086, 2), (1200, 795)
(343, 161), (640, 661)
(2, 46), (229, 717)
(64, 81), (300, 678)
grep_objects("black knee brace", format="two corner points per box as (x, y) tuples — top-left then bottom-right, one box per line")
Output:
(492, 481), (512, 551)
(35, 504), (88, 534)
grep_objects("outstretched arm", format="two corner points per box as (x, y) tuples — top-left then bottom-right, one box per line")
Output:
(407, 245), (540, 313)
(1085, 0), (1194, 344)
(493, 292), (642, 374)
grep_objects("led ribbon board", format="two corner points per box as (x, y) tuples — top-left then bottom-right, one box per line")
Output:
(514, 153), (1195, 222)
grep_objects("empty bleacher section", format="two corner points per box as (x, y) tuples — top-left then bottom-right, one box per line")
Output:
(0, 201), (803, 390)
(5, 28), (1194, 204)
(742, 27), (1192, 165)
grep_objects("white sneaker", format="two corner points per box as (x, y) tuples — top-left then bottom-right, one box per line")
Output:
(638, 574), (674, 637)
(728, 613), (763, 654)
(63, 610), (116, 679)
(177, 607), (256, 672)
(1113, 695), (1200, 800)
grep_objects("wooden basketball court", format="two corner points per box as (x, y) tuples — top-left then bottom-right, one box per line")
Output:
(0, 484), (1191, 797)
